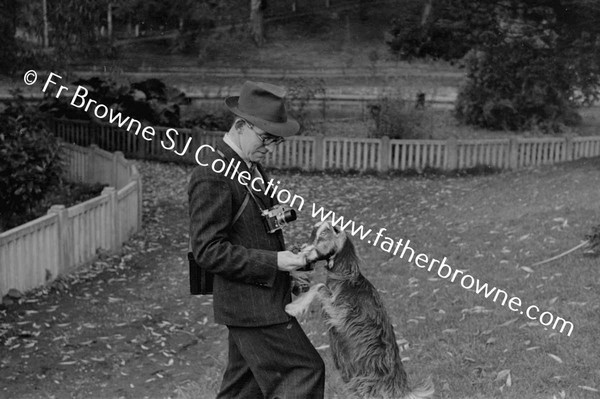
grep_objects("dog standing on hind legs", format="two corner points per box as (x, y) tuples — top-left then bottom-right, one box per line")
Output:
(286, 222), (434, 399)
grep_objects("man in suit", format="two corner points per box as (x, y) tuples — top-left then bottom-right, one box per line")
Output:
(188, 81), (325, 398)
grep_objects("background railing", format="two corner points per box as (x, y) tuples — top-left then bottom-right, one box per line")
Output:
(0, 144), (142, 298)
(51, 119), (600, 172)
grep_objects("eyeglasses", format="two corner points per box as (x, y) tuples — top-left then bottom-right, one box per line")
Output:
(246, 122), (285, 146)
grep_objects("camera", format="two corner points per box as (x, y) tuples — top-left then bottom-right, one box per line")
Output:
(262, 204), (297, 233)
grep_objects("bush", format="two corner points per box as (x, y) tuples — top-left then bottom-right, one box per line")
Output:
(366, 96), (429, 139)
(0, 93), (65, 230)
(284, 78), (327, 134)
(384, 0), (496, 61)
(455, 42), (582, 132)
(40, 77), (189, 127)
(181, 109), (234, 131)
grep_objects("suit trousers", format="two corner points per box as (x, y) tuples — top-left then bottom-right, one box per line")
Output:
(216, 318), (325, 399)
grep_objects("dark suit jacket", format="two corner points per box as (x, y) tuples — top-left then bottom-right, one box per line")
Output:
(188, 139), (292, 327)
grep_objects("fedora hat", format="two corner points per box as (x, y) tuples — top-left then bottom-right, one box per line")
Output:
(225, 81), (300, 137)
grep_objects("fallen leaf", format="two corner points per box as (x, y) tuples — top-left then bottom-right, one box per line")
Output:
(495, 369), (510, 382)
(548, 353), (563, 363)
(499, 318), (518, 327)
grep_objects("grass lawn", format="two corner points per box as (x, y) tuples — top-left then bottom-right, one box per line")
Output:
(172, 155), (600, 399)
(1, 156), (598, 398)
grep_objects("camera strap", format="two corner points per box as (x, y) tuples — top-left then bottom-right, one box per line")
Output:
(232, 193), (250, 226)
(215, 149), (269, 216)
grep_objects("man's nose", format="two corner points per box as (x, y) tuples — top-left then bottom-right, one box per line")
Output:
(265, 143), (276, 153)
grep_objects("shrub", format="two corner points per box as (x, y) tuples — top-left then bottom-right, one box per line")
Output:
(384, 0), (496, 61)
(455, 43), (582, 132)
(366, 96), (429, 139)
(181, 109), (234, 132)
(40, 77), (189, 127)
(284, 78), (327, 133)
(0, 92), (65, 230)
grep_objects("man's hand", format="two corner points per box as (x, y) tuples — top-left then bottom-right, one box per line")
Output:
(277, 251), (307, 272)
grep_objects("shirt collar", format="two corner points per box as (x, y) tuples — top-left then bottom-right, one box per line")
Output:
(223, 133), (253, 169)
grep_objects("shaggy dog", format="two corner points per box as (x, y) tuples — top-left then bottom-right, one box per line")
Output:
(286, 222), (434, 399)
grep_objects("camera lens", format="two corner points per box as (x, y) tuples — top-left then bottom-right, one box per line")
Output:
(286, 209), (297, 222)
(277, 209), (297, 224)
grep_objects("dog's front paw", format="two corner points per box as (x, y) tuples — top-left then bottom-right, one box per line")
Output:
(285, 302), (307, 318)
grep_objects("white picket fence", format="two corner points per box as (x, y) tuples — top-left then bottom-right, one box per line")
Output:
(0, 144), (142, 298)
(51, 119), (600, 172)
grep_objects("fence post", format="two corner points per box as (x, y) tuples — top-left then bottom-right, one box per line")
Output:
(92, 122), (100, 146)
(88, 144), (99, 183)
(114, 151), (125, 189)
(313, 134), (325, 171)
(137, 134), (146, 159)
(102, 187), (120, 250)
(379, 135), (390, 172)
(508, 138), (519, 170)
(445, 138), (458, 171)
(131, 166), (143, 231)
(47, 205), (70, 274)
(565, 137), (573, 162)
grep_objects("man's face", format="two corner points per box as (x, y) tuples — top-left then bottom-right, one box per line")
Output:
(238, 121), (283, 163)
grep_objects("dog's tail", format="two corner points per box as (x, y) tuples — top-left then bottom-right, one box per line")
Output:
(402, 376), (435, 399)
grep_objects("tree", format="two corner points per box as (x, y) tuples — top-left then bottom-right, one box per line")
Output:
(386, 0), (600, 132)
(455, 1), (600, 131)
(250, 0), (266, 46)
(47, 0), (114, 57)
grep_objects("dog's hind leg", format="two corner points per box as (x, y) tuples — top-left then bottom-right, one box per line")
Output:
(285, 283), (326, 318)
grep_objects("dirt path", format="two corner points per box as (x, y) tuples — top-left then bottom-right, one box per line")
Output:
(0, 162), (223, 399)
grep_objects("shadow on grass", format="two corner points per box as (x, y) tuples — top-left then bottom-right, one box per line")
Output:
(267, 164), (504, 179)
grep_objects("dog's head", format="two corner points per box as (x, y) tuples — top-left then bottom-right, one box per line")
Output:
(301, 221), (360, 276)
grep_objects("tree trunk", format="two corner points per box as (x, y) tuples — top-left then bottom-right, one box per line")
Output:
(359, 0), (369, 21)
(42, 0), (49, 47)
(0, 0), (17, 74)
(250, 0), (265, 46)
(107, 2), (113, 41)
(421, 0), (433, 27)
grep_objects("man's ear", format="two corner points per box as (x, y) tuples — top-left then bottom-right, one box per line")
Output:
(234, 118), (246, 133)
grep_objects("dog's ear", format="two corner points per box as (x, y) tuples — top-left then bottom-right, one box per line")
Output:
(309, 222), (325, 242)
(331, 225), (347, 242)
(332, 225), (343, 235)
(331, 225), (347, 252)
